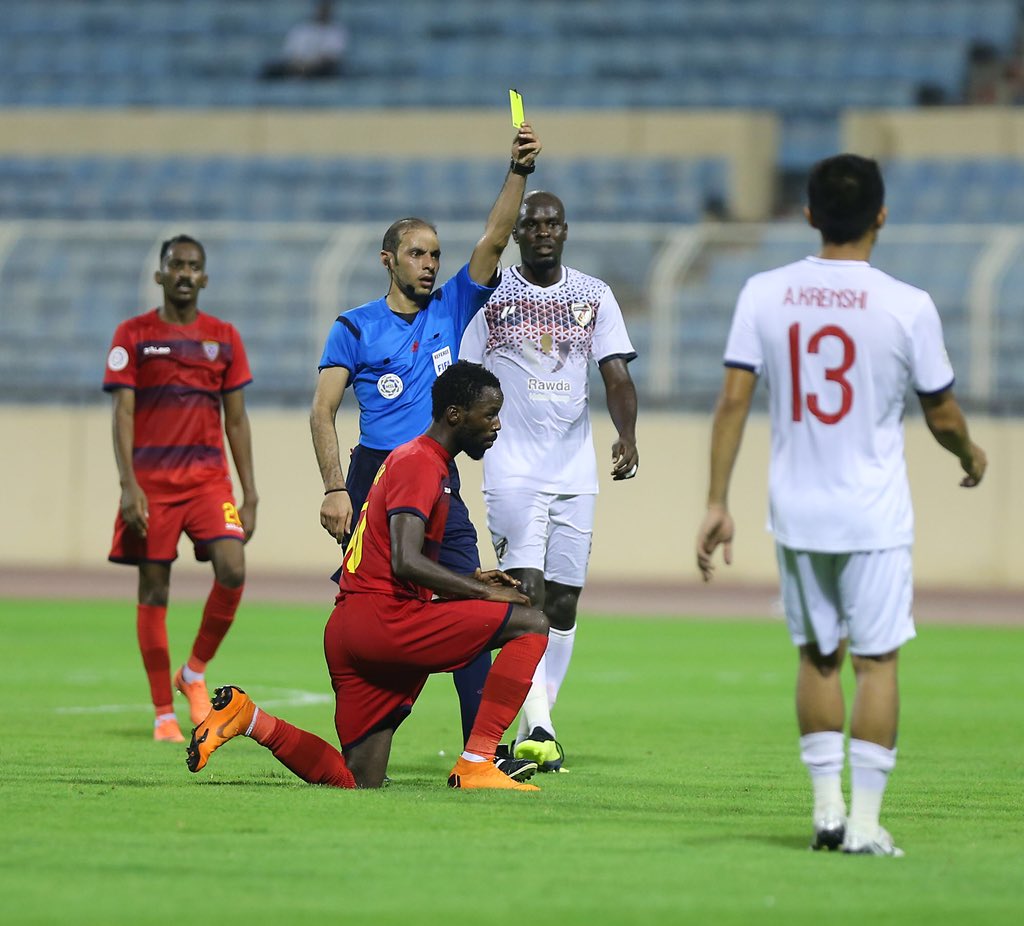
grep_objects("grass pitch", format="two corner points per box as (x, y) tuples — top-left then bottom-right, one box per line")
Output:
(1, 598), (1021, 925)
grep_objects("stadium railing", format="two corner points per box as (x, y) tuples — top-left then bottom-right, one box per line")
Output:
(1, 219), (1022, 414)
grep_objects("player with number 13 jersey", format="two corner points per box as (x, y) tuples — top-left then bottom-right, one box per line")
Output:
(699, 155), (986, 858)
(724, 256), (954, 552)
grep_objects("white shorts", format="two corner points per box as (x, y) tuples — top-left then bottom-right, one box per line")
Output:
(775, 544), (916, 656)
(483, 489), (595, 587)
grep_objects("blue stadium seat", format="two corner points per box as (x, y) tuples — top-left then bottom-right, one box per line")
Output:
(0, 154), (727, 225)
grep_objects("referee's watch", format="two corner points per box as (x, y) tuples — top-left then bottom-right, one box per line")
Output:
(510, 159), (535, 176)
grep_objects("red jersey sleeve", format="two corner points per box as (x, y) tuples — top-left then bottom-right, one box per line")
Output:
(381, 448), (445, 523)
(222, 324), (253, 393)
(103, 320), (137, 391)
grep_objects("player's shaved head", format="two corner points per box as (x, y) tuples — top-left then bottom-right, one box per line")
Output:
(518, 190), (565, 224)
(807, 155), (885, 245)
(382, 217), (437, 255)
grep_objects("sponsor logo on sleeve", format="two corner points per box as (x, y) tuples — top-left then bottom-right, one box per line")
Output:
(377, 373), (404, 399)
(107, 346), (129, 371)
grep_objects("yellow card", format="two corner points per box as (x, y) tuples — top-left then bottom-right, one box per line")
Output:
(509, 88), (525, 128)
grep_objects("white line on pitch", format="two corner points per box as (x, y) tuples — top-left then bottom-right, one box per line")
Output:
(55, 688), (332, 715)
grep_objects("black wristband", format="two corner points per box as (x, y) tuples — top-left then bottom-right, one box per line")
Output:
(324, 487), (349, 495)
(510, 159), (535, 176)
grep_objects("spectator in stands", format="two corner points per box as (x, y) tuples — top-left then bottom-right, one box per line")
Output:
(260, 1), (348, 80)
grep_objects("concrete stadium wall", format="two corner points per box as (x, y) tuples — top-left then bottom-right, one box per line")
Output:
(0, 406), (1017, 591)
(843, 107), (1024, 158)
(0, 108), (779, 221)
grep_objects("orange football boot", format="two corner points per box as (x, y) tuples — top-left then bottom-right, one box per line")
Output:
(174, 666), (211, 726)
(154, 716), (185, 743)
(447, 757), (540, 791)
(186, 685), (256, 773)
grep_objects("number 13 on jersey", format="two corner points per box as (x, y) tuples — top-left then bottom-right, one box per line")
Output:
(788, 322), (856, 425)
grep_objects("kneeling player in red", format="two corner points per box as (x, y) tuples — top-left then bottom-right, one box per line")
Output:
(104, 235), (258, 743)
(187, 361), (548, 790)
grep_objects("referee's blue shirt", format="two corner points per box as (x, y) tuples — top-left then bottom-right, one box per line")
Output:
(319, 264), (497, 450)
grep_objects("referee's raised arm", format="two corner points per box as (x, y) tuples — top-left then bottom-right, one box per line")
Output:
(467, 123), (542, 286)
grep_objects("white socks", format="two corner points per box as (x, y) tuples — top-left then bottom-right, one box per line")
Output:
(516, 656), (554, 743)
(181, 663), (204, 684)
(799, 731), (846, 821)
(799, 733), (897, 836)
(544, 626), (576, 706)
(848, 738), (897, 839)
(515, 625), (578, 744)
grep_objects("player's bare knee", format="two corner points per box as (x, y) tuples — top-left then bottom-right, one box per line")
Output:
(214, 563), (246, 588)
(544, 583), (581, 632)
(138, 587), (169, 607)
(510, 568), (545, 609)
(506, 604), (549, 639)
(352, 765), (387, 789)
(211, 549), (246, 588)
(851, 649), (899, 673)
(137, 565), (170, 606)
(345, 730), (392, 787)
(800, 642), (843, 675)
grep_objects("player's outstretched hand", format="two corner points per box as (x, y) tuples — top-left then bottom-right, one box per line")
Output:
(611, 439), (638, 480)
(320, 492), (353, 544)
(696, 504), (735, 583)
(960, 442), (987, 487)
(511, 122), (541, 170)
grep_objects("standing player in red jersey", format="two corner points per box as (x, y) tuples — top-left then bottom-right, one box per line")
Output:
(103, 235), (258, 743)
(186, 361), (549, 791)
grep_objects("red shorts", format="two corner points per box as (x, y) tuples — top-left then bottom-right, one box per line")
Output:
(324, 592), (512, 749)
(108, 484), (245, 565)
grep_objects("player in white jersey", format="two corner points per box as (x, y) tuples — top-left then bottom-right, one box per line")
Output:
(460, 191), (639, 770)
(696, 155), (986, 856)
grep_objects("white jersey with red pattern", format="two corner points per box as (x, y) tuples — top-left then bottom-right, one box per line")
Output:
(724, 256), (955, 552)
(460, 265), (636, 494)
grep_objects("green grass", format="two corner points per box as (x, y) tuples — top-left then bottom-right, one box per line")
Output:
(1, 599), (1021, 925)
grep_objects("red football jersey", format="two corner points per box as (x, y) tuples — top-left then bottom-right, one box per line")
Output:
(339, 436), (452, 601)
(103, 309), (252, 500)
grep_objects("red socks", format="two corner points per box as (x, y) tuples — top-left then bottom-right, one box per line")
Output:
(188, 581), (243, 670)
(136, 604), (172, 714)
(465, 632), (548, 760)
(251, 714), (356, 789)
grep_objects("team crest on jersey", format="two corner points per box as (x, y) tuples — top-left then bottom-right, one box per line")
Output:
(432, 345), (452, 376)
(377, 373), (404, 399)
(107, 346), (129, 371)
(571, 302), (593, 327)
(202, 340), (220, 361)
